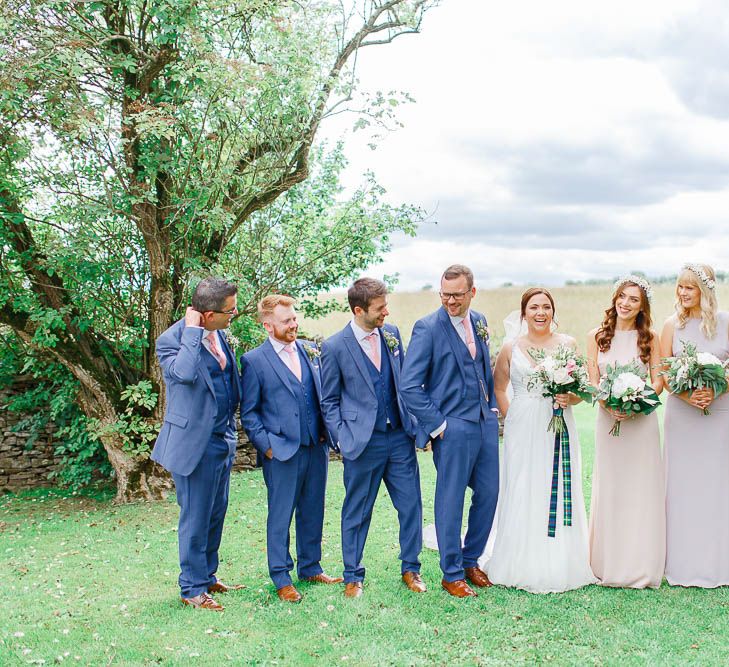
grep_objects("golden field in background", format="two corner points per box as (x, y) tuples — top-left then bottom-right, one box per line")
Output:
(299, 283), (729, 353)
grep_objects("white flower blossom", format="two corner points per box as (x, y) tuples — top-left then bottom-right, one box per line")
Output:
(539, 356), (554, 370)
(553, 367), (573, 385)
(612, 372), (645, 398)
(697, 352), (722, 366)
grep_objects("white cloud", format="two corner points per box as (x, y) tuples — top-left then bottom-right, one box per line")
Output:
(320, 0), (729, 288)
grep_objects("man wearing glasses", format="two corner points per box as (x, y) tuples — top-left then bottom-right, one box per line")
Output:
(401, 265), (499, 598)
(152, 277), (243, 611)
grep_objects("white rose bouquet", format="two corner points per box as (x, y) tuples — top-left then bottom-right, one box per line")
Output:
(596, 361), (660, 436)
(527, 344), (595, 433)
(661, 341), (728, 415)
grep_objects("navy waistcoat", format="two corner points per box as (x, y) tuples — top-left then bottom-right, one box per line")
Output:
(455, 332), (491, 420)
(359, 334), (402, 432)
(285, 346), (321, 446)
(202, 343), (238, 436)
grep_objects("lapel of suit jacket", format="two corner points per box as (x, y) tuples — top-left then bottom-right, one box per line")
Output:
(380, 325), (401, 386)
(343, 324), (376, 396)
(193, 325), (217, 398)
(298, 340), (323, 402)
(470, 312), (492, 384)
(262, 339), (297, 396)
(437, 307), (468, 386)
(219, 330), (242, 400)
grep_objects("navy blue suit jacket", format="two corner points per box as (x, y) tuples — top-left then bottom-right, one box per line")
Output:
(151, 320), (241, 476)
(240, 339), (329, 462)
(400, 307), (497, 436)
(320, 322), (426, 459)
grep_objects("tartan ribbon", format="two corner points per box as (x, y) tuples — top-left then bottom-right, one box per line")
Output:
(547, 407), (572, 537)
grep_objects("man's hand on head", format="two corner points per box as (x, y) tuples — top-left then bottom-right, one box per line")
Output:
(185, 307), (204, 328)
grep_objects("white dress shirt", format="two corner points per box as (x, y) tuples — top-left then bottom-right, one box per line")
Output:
(349, 320), (381, 364)
(269, 337), (300, 377)
(449, 310), (472, 345)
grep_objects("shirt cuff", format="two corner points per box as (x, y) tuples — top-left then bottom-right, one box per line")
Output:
(430, 420), (447, 439)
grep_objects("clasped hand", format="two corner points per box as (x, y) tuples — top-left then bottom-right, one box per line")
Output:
(687, 387), (714, 411)
(608, 408), (630, 422)
(553, 393), (572, 409)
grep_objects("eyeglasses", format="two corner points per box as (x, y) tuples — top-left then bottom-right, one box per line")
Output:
(439, 291), (470, 301)
(212, 306), (239, 315)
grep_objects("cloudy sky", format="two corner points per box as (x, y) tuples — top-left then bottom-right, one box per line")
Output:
(321, 0), (729, 290)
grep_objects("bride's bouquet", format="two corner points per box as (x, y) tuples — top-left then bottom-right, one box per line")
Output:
(526, 344), (594, 538)
(661, 341), (728, 415)
(596, 361), (660, 436)
(527, 344), (595, 434)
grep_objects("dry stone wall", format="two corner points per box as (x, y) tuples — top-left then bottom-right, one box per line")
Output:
(0, 377), (60, 492)
(1, 377), (259, 492)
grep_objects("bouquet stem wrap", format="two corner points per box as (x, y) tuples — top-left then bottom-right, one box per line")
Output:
(547, 407), (572, 538)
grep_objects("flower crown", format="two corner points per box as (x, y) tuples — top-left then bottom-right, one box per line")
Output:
(613, 274), (653, 302)
(682, 264), (716, 290)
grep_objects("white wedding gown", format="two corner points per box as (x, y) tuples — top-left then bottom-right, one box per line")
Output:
(483, 345), (596, 593)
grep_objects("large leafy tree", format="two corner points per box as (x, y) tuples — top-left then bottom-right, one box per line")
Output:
(0, 0), (432, 501)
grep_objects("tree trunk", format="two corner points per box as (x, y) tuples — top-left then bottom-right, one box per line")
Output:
(104, 443), (173, 503)
(74, 366), (172, 503)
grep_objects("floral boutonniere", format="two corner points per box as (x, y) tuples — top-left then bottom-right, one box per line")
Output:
(224, 331), (240, 350)
(303, 339), (322, 365)
(475, 319), (490, 345)
(382, 330), (400, 356)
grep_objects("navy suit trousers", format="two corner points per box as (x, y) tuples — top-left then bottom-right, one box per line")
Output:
(173, 435), (234, 598)
(341, 427), (423, 583)
(262, 444), (329, 589)
(432, 415), (499, 582)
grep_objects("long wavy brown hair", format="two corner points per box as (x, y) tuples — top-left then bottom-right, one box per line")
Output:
(595, 282), (653, 363)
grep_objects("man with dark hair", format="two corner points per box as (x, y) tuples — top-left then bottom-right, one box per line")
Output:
(400, 265), (499, 598)
(240, 295), (342, 603)
(320, 278), (426, 598)
(152, 277), (243, 611)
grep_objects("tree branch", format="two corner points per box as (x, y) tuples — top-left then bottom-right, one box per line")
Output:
(214, 0), (429, 256)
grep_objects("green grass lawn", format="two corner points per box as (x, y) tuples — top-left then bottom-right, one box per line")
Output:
(2, 403), (728, 665)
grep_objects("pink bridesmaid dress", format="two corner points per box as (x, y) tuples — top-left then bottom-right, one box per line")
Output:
(589, 329), (665, 588)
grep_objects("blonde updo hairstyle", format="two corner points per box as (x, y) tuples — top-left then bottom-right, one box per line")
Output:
(674, 264), (718, 339)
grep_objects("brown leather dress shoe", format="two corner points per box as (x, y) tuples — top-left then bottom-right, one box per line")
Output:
(464, 566), (492, 588)
(344, 581), (363, 598)
(301, 573), (344, 584)
(441, 579), (477, 598)
(402, 571), (427, 593)
(181, 592), (224, 611)
(276, 584), (303, 603)
(208, 581), (245, 593)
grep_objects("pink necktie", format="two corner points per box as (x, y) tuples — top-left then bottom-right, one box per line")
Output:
(462, 317), (477, 359)
(285, 343), (302, 381)
(206, 332), (227, 369)
(366, 332), (381, 371)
